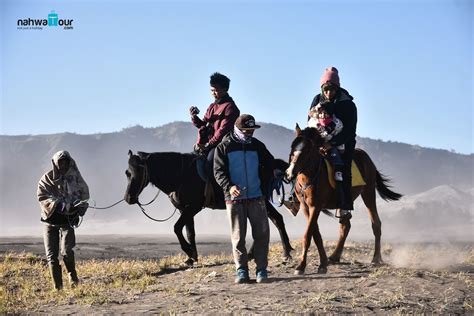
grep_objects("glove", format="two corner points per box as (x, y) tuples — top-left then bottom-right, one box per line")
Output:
(189, 106), (200, 116)
(76, 205), (88, 216)
(319, 142), (332, 156)
(72, 200), (89, 216)
(56, 199), (71, 214)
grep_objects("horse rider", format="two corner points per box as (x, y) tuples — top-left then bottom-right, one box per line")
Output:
(214, 114), (276, 284)
(189, 72), (240, 166)
(309, 66), (358, 219)
(37, 150), (89, 290)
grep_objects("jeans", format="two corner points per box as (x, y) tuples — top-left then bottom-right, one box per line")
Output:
(340, 140), (356, 210)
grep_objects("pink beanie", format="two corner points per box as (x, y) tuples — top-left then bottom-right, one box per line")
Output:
(320, 66), (340, 87)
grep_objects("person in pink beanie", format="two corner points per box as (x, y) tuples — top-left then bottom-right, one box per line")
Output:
(309, 66), (358, 219)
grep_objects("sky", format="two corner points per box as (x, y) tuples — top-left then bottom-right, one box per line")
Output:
(1, 0), (472, 154)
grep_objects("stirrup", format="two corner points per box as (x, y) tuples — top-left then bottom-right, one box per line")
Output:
(335, 209), (351, 219)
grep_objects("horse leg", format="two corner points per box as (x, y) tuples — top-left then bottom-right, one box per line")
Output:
(266, 201), (294, 260)
(294, 204), (310, 275)
(295, 205), (327, 275)
(311, 210), (328, 274)
(185, 216), (198, 265)
(361, 187), (383, 265)
(173, 212), (195, 265)
(328, 217), (351, 263)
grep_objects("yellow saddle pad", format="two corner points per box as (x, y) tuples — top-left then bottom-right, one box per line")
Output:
(324, 160), (366, 189)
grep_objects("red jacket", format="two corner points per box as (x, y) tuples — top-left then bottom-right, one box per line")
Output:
(191, 95), (240, 147)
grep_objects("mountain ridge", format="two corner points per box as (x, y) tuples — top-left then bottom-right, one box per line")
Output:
(1, 121), (472, 239)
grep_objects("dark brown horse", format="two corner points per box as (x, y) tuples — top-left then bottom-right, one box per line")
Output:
(124, 150), (293, 265)
(285, 125), (402, 275)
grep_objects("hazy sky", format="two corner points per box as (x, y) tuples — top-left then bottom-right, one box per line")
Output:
(1, 0), (472, 154)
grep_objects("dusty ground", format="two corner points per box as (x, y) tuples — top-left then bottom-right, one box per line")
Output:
(1, 235), (473, 314)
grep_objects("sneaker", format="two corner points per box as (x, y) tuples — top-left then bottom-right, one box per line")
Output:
(256, 268), (268, 283)
(235, 268), (250, 284)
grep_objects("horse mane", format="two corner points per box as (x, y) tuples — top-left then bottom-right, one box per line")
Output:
(291, 127), (324, 149)
(301, 127), (323, 141)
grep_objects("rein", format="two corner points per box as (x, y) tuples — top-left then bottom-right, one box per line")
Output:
(268, 172), (288, 206)
(64, 154), (184, 228)
(132, 157), (179, 222)
(68, 188), (167, 228)
(136, 183), (179, 223)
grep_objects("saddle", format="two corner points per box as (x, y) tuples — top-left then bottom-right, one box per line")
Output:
(324, 159), (366, 189)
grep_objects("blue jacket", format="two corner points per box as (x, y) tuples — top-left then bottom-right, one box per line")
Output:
(214, 133), (274, 201)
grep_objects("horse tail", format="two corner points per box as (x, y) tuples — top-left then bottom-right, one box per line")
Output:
(375, 170), (403, 201)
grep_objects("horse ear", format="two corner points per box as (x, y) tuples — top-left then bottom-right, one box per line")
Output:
(295, 123), (302, 136)
(128, 150), (133, 157)
(137, 151), (150, 160)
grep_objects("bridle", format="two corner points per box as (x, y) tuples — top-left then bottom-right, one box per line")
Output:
(130, 156), (177, 222)
(290, 135), (324, 200)
(134, 160), (150, 200)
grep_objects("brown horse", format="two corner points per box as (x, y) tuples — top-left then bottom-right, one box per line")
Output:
(285, 125), (402, 275)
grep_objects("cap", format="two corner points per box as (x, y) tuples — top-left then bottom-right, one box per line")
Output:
(235, 114), (261, 130)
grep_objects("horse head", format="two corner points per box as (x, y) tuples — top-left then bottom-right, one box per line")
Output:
(285, 124), (324, 181)
(124, 150), (151, 204)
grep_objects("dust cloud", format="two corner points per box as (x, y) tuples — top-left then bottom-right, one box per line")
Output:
(388, 243), (473, 270)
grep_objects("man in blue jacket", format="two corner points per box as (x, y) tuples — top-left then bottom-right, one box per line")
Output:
(214, 114), (274, 284)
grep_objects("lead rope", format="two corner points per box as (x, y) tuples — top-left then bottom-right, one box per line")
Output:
(137, 201), (178, 222)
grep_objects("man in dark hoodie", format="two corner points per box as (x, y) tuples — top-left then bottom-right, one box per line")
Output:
(37, 151), (89, 290)
(310, 66), (358, 219)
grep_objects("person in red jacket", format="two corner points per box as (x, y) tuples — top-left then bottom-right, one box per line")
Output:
(189, 72), (240, 159)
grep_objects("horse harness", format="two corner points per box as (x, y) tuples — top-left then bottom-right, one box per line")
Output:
(294, 157), (324, 202)
(134, 156), (185, 222)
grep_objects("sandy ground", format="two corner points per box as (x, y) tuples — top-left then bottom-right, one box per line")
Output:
(1, 235), (473, 314)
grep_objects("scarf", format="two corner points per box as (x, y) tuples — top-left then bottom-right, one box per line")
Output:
(233, 126), (252, 144)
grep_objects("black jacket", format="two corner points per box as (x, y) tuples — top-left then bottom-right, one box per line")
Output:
(309, 88), (357, 147)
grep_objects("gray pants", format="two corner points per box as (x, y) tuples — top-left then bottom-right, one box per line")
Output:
(43, 223), (76, 267)
(226, 198), (270, 271)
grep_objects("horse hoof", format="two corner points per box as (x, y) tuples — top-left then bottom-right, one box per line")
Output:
(184, 258), (195, 266)
(294, 269), (305, 275)
(283, 255), (292, 262)
(371, 260), (384, 266)
(328, 257), (340, 264)
(317, 267), (328, 274)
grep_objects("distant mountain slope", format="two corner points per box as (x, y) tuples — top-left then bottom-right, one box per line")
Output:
(373, 185), (474, 241)
(0, 122), (472, 237)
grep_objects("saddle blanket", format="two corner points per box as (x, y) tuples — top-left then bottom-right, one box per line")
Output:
(325, 160), (366, 189)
